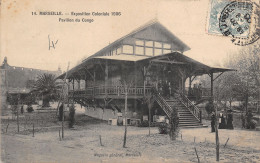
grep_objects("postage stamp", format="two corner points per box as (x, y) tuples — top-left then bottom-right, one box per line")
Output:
(207, 0), (260, 46)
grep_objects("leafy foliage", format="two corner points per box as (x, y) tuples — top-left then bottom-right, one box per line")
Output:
(199, 43), (260, 113)
(205, 101), (215, 115)
(158, 110), (180, 140)
(31, 73), (61, 107)
(158, 122), (169, 134)
(138, 120), (149, 127)
(26, 105), (34, 113)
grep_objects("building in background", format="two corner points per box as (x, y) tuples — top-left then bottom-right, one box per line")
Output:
(0, 57), (62, 115)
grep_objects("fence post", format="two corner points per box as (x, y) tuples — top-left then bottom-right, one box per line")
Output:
(99, 135), (103, 146)
(194, 147), (200, 163)
(199, 110), (202, 123)
(6, 118), (9, 133)
(32, 123), (34, 137)
(59, 130), (61, 141)
(224, 138), (230, 148)
(17, 108), (19, 133)
(24, 117), (26, 130)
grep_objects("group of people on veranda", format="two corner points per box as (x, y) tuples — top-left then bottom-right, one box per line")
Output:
(188, 83), (203, 101)
(158, 80), (174, 98)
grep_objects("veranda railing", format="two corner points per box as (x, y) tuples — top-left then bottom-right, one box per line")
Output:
(68, 85), (152, 97)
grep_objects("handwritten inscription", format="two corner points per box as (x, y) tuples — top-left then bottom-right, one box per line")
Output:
(48, 35), (58, 50)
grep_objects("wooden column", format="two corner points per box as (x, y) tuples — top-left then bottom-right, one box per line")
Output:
(210, 71), (219, 161)
(256, 86), (260, 113)
(72, 79), (75, 102)
(177, 67), (185, 94)
(182, 76), (184, 95)
(188, 76), (192, 96)
(93, 68), (96, 96)
(105, 60), (108, 97)
(189, 77), (192, 89)
(210, 72), (214, 99)
(143, 66), (146, 97)
(134, 63), (137, 112)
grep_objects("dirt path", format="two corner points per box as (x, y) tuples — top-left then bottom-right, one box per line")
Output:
(180, 128), (260, 150)
(2, 123), (260, 163)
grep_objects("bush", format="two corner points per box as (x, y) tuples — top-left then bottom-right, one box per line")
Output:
(138, 120), (149, 127)
(205, 101), (214, 115)
(27, 106), (34, 113)
(246, 120), (257, 129)
(158, 122), (169, 134)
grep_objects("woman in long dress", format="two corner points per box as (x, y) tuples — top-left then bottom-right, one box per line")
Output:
(226, 110), (234, 129)
(218, 113), (226, 129)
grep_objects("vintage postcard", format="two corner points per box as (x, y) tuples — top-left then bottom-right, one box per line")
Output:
(1, 0), (260, 162)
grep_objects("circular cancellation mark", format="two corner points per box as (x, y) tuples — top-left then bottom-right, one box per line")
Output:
(219, 1), (260, 46)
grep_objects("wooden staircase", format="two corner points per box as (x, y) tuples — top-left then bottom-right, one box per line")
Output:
(155, 94), (205, 128)
(166, 99), (204, 128)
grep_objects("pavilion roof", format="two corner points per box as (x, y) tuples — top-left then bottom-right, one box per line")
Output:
(145, 52), (235, 75)
(82, 20), (190, 61)
(57, 52), (235, 80)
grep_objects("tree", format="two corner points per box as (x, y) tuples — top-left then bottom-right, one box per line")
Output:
(214, 72), (241, 108)
(144, 88), (156, 136)
(169, 108), (179, 140)
(199, 43), (260, 113)
(121, 79), (133, 148)
(31, 73), (61, 107)
(120, 62), (135, 148)
(224, 43), (260, 113)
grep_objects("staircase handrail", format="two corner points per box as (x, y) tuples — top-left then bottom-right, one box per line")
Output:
(155, 93), (173, 118)
(178, 92), (201, 122)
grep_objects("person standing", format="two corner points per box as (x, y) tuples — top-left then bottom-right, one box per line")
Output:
(218, 112), (226, 129)
(59, 103), (64, 121)
(241, 113), (246, 128)
(69, 104), (75, 128)
(226, 109), (234, 129)
(158, 80), (163, 95)
(20, 105), (24, 114)
(246, 110), (253, 129)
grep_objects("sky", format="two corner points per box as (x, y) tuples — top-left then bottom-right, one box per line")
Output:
(1, 0), (249, 72)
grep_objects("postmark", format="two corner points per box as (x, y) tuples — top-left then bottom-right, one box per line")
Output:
(207, 0), (260, 46)
(230, 1), (260, 45)
(219, 1), (252, 37)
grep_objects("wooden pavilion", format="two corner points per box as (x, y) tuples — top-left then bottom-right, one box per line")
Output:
(57, 20), (233, 127)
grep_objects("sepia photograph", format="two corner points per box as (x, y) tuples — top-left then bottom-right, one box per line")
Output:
(1, 0), (260, 162)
